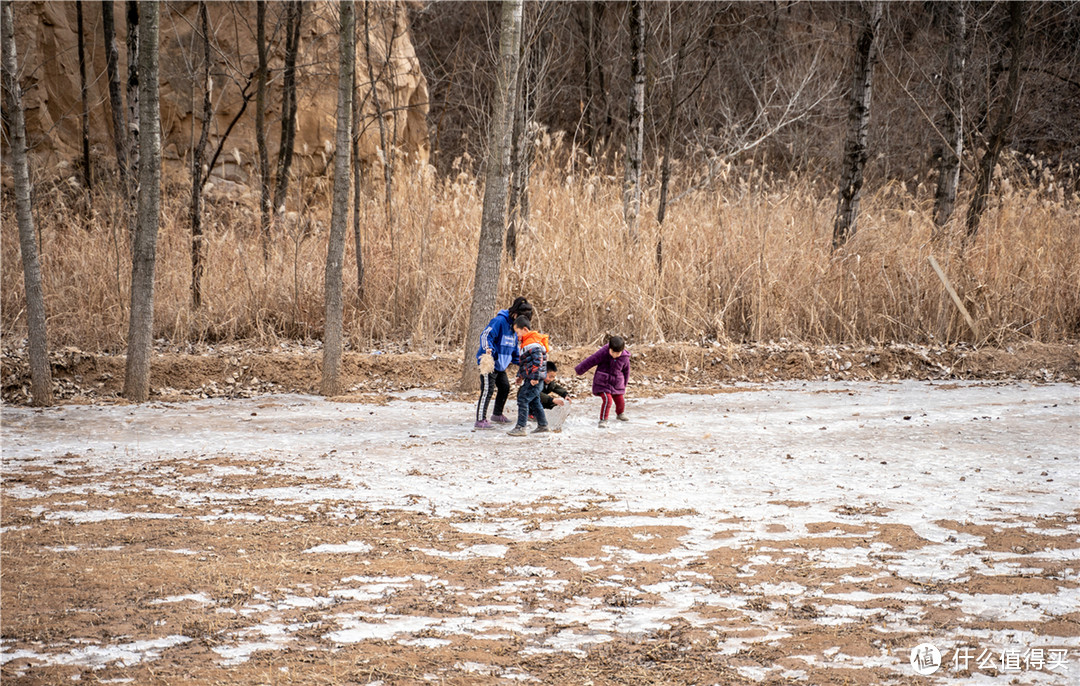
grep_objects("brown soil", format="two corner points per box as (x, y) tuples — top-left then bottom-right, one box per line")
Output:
(2, 343), (1078, 683)
(2, 341), (1077, 406)
(3, 457), (1077, 685)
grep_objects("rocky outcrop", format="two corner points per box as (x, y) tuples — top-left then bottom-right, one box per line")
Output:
(8, 1), (428, 203)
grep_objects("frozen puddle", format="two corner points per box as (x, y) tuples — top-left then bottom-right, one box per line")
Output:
(2, 380), (1078, 684)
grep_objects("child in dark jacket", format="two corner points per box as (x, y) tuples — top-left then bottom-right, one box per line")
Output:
(540, 361), (570, 410)
(539, 360), (572, 432)
(574, 335), (631, 426)
(508, 316), (550, 436)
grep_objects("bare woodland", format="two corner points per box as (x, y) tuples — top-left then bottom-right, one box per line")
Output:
(1, 1), (1079, 403)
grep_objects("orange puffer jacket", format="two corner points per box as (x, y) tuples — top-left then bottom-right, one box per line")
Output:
(516, 331), (550, 382)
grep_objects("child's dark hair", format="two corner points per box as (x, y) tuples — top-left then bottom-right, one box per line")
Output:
(608, 335), (625, 353)
(513, 315), (531, 330)
(547, 361), (557, 372)
(509, 296), (533, 319)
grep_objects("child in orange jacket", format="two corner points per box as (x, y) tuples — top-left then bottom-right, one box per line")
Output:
(507, 316), (550, 436)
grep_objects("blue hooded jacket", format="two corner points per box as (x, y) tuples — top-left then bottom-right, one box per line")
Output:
(476, 310), (520, 372)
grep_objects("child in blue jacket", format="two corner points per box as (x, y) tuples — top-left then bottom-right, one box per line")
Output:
(475, 296), (532, 429)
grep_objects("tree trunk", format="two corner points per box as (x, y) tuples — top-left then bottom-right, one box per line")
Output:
(255, 0), (271, 260)
(575, 1), (611, 156)
(365, 1), (394, 230)
(965, 1), (1027, 242)
(351, 45), (365, 303)
(2, 0), (53, 407)
(578, 2), (597, 156)
(199, 77), (255, 194)
(933, 0), (966, 233)
(459, 0), (523, 391)
(190, 1), (211, 310)
(321, 0), (355, 397)
(832, 1), (882, 251)
(656, 35), (687, 271)
(102, 0), (129, 193)
(273, 0), (303, 214)
(366, 2), (402, 314)
(125, 1), (139, 190)
(123, 0), (160, 403)
(76, 0), (92, 191)
(623, 0), (645, 241)
(507, 13), (542, 262)
(505, 75), (524, 262)
(518, 32), (545, 253)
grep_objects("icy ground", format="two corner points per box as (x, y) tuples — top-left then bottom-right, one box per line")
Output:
(2, 380), (1078, 684)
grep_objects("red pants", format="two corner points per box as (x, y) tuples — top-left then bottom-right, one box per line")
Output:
(597, 392), (625, 420)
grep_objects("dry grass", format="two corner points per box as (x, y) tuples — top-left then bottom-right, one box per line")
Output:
(2, 144), (1078, 353)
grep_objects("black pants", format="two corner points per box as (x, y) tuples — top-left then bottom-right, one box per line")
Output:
(476, 370), (510, 421)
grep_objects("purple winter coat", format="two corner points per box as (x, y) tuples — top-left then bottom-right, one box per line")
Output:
(575, 344), (631, 395)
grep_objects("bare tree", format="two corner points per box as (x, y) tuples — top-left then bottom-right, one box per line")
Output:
(125, 1), (139, 187)
(656, 36), (686, 228)
(364, 1), (396, 230)
(832, 1), (883, 251)
(123, 0), (161, 402)
(101, 0), (129, 193)
(2, 0), (53, 406)
(655, 3), (702, 271)
(189, 1), (211, 310)
(506, 5), (551, 261)
(273, 0), (303, 214)
(255, 0), (271, 259)
(655, 41), (686, 271)
(199, 81), (255, 197)
(623, 0), (645, 241)
(933, 0), (966, 234)
(460, 0), (523, 391)
(322, 0), (355, 397)
(965, 1), (1027, 242)
(575, 1), (609, 156)
(506, 50), (526, 262)
(663, 6), (835, 212)
(351, 39), (366, 302)
(76, 0), (92, 191)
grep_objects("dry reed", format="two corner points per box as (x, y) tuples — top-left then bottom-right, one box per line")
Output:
(2, 143), (1077, 353)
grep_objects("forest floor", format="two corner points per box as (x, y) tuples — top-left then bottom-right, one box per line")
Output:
(1, 340), (1077, 405)
(1, 342), (1078, 685)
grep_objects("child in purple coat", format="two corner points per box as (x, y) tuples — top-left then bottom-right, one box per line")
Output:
(574, 336), (631, 426)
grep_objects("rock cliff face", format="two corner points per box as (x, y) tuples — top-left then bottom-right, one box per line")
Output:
(9, 1), (428, 202)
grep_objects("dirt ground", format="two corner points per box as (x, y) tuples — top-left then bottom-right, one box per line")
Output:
(1, 343), (1078, 685)
(2, 340), (1078, 405)
(3, 483), (1075, 685)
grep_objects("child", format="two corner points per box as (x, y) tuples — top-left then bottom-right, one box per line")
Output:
(540, 361), (570, 410)
(540, 361), (572, 432)
(508, 316), (550, 436)
(574, 335), (631, 427)
(475, 296), (532, 429)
